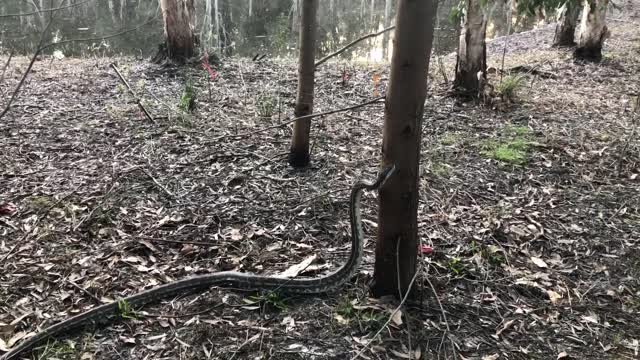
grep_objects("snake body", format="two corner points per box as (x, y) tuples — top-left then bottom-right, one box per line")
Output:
(1, 166), (395, 360)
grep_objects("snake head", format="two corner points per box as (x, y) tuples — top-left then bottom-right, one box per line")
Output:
(375, 164), (396, 188)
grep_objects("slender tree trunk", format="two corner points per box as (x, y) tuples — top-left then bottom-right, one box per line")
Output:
(159, 0), (195, 61)
(370, 0), (376, 29)
(575, 0), (609, 61)
(202, 0), (212, 45)
(249, 0), (253, 17)
(553, 2), (580, 46)
(220, 0), (232, 56)
(214, 0), (220, 53)
(288, 0), (319, 168)
(383, 0), (392, 60)
(371, 0), (437, 297)
(453, 0), (488, 96)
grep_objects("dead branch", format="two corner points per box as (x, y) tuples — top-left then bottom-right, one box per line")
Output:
(0, 13), (159, 121)
(224, 95), (385, 139)
(110, 63), (155, 123)
(315, 25), (395, 68)
(0, 0), (93, 18)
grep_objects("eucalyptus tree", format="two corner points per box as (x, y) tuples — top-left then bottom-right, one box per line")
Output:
(575, 0), (610, 61)
(372, 0), (436, 297)
(159, 0), (196, 61)
(453, 0), (494, 96)
(288, 0), (318, 168)
(553, 1), (581, 46)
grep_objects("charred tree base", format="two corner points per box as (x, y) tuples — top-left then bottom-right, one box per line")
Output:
(287, 149), (310, 168)
(552, 34), (576, 47)
(574, 45), (603, 62)
(151, 36), (200, 64)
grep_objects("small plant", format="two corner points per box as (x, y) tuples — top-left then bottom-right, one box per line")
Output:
(495, 75), (527, 101)
(117, 299), (136, 319)
(440, 131), (461, 146)
(447, 257), (464, 275)
(335, 298), (356, 318)
(431, 161), (452, 177)
(247, 291), (287, 311)
(255, 92), (277, 118)
(178, 78), (196, 112)
(482, 137), (530, 165)
(493, 141), (528, 164)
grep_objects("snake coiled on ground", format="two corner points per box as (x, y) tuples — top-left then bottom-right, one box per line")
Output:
(1, 165), (395, 360)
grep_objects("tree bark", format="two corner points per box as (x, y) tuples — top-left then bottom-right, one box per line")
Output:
(288, 0), (318, 168)
(382, 0), (392, 60)
(371, 0), (436, 297)
(454, 0), (488, 96)
(159, 0), (195, 61)
(553, 1), (580, 46)
(214, 0), (220, 53)
(575, 0), (609, 61)
(220, 0), (232, 56)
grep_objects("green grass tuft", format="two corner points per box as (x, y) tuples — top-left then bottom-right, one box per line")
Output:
(495, 75), (527, 100)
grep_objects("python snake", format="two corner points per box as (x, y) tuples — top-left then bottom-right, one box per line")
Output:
(1, 165), (395, 360)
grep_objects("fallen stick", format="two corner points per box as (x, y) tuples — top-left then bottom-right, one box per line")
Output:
(109, 63), (155, 123)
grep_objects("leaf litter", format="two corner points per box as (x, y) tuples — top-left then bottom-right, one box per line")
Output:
(0, 8), (640, 360)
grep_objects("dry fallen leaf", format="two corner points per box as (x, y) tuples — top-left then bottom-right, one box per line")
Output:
(530, 256), (548, 268)
(279, 255), (317, 278)
(390, 309), (403, 326)
(547, 290), (562, 304)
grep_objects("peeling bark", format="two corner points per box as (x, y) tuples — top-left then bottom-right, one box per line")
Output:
(575, 0), (610, 61)
(553, 2), (580, 47)
(159, 0), (196, 62)
(454, 0), (489, 96)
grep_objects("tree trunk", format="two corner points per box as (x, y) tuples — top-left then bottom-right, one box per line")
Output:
(553, 1), (580, 46)
(202, 0), (212, 46)
(454, 0), (488, 96)
(371, 0), (436, 297)
(220, 0), (233, 56)
(383, 0), (392, 60)
(159, 0), (195, 61)
(249, 0), (253, 17)
(288, 0), (319, 168)
(575, 0), (609, 61)
(370, 0), (376, 29)
(214, 0), (220, 53)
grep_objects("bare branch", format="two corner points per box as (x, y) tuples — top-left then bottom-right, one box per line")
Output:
(221, 95), (385, 140)
(315, 25), (395, 68)
(0, 0), (93, 18)
(0, 13), (160, 120)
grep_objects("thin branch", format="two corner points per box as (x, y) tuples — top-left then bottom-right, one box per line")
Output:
(223, 96), (385, 140)
(350, 262), (421, 360)
(0, 0), (93, 18)
(110, 63), (155, 123)
(0, 11), (54, 120)
(0, 13), (159, 120)
(315, 25), (395, 68)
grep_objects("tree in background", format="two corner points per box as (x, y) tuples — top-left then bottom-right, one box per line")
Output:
(553, 0), (581, 46)
(382, 0), (393, 59)
(159, 0), (196, 61)
(453, 0), (492, 96)
(575, 0), (610, 61)
(371, 0), (436, 297)
(289, 0), (319, 168)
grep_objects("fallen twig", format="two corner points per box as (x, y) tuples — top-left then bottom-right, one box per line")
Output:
(110, 63), (155, 123)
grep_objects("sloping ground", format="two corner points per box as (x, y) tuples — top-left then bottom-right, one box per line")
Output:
(1, 9), (639, 360)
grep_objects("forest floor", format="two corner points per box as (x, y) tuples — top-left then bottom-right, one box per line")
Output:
(1, 5), (640, 360)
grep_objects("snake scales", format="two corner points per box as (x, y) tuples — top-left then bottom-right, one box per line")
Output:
(1, 165), (395, 360)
